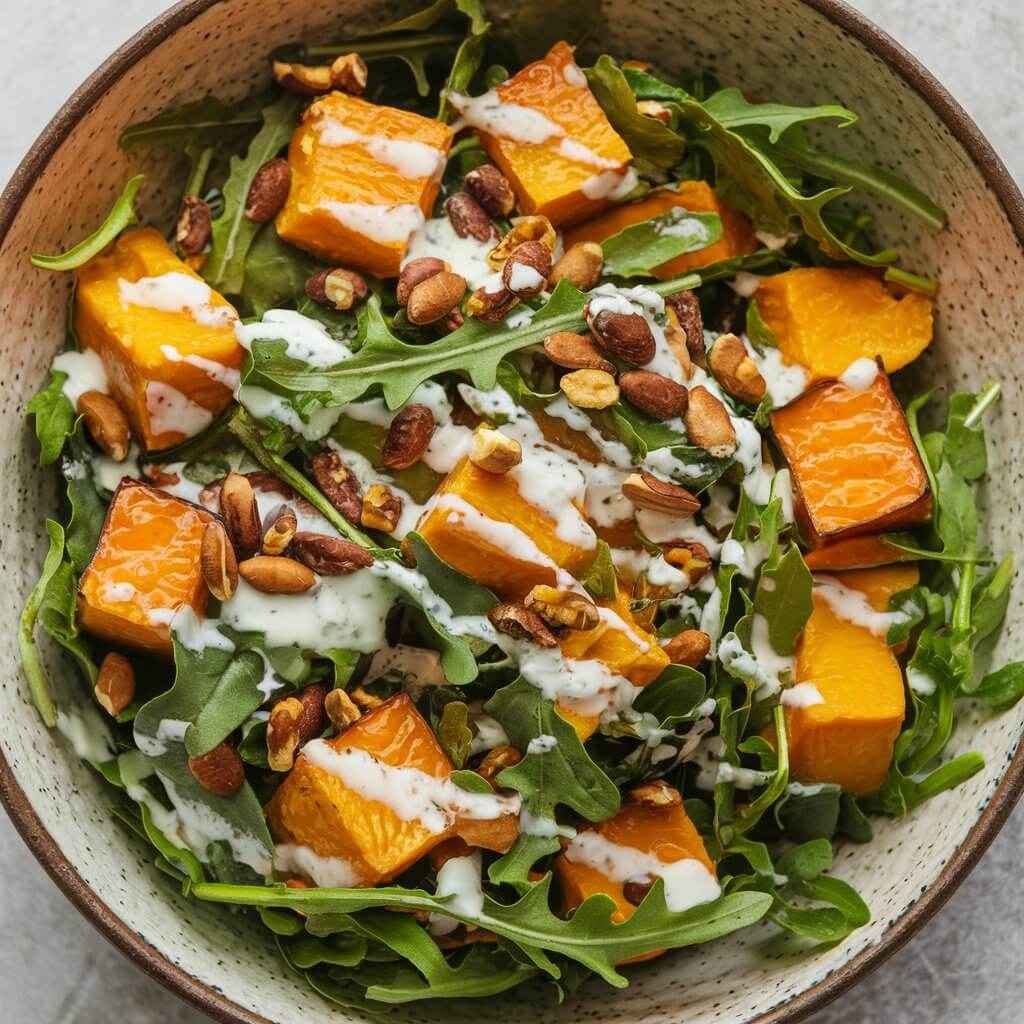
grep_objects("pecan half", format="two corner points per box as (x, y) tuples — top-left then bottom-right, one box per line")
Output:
(477, 745), (523, 784)
(445, 192), (494, 242)
(666, 290), (706, 368)
(325, 688), (362, 733)
(295, 682), (328, 743)
(524, 585), (599, 631)
(488, 603), (558, 648)
(466, 285), (519, 322)
(331, 52), (368, 94)
(267, 698), (304, 772)
(549, 241), (604, 292)
(189, 742), (245, 796)
(487, 216), (555, 270)
(238, 555), (316, 594)
(382, 405), (435, 469)
(619, 370), (689, 420)
(290, 532), (374, 575)
(95, 652), (135, 717)
(78, 390), (131, 462)
(245, 158), (291, 223)
(543, 331), (614, 373)
(663, 540), (711, 587)
(684, 386), (738, 458)
(261, 507), (297, 556)
(310, 450), (362, 524)
(361, 483), (403, 533)
(305, 267), (368, 311)
(464, 164), (516, 217)
(175, 195), (212, 256)
(622, 471), (700, 515)
(587, 307), (656, 364)
(220, 472), (261, 560)
(201, 520), (239, 601)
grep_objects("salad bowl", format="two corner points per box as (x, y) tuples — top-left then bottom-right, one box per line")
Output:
(1, 1), (1022, 1022)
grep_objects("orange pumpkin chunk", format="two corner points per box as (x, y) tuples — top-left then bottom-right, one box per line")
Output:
(771, 372), (931, 544)
(786, 566), (914, 796)
(276, 92), (453, 277)
(562, 180), (758, 278)
(466, 41), (633, 227)
(555, 798), (716, 963)
(75, 228), (242, 452)
(77, 480), (214, 654)
(803, 533), (919, 571)
(266, 694), (457, 886)
(756, 267), (933, 380)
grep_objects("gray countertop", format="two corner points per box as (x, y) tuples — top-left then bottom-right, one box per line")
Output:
(1, 1), (1020, 1020)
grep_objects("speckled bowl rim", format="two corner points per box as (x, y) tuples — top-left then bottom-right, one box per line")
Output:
(1, 1), (1022, 1021)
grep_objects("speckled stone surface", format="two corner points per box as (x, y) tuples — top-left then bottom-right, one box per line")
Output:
(0, 1), (1021, 1022)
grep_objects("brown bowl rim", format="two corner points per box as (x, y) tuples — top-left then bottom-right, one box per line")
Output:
(1, 1), (1021, 1021)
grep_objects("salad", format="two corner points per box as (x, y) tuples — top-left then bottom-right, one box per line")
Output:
(20, 0), (1024, 1009)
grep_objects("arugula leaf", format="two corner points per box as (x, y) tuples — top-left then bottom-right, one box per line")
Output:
(436, 701), (472, 766)
(119, 94), (266, 151)
(190, 878), (772, 987)
(970, 663), (1024, 711)
(702, 88), (857, 142)
(601, 209), (723, 278)
(437, 2), (490, 122)
(753, 544), (812, 656)
(485, 676), (620, 822)
(745, 299), (779, 354)
(63, 428), (108, 573)
(31, 175), (144, 271)
(633, 664), (706, 727)
(579, 540), (618, 601)
(26, 371), (76, 465)
(774, 783), (842, 842)
(204, 94), (302, 295)
(404, 532), (497, 684)
(585, 55), (686, 171)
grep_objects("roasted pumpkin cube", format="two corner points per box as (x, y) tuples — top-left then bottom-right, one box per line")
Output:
(77, 479), (214, 654)
(785, 566), (913, 796)
(555, 797), (717, 962)
(771, 372), (931, 545)
(415, 456), (595, 601)
(467, 41), (633, 227)
(75, 228), (242, 452)
(276, 92), (453, 277)
(266, 694), (456, 886)
(803, 533), (919, 571)
(562, 180), (757, 278)
(756, 267), (933, 380)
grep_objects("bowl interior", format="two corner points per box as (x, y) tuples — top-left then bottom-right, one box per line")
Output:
(1, 1), (1022, 1022)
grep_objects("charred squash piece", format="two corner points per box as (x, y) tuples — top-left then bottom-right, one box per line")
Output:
(562, 180), (757, 277)
(804, 533), (919, 571)
(472, 41), (633, 227)
(276, 92), (453, 277)
(75, 228), (242, 451)
(771, 372), (932, 545)
(756, 267), (933, 380)
(785, 567), (912, 796)
(554, 798), (716, 963)
(266, 693), (457, 886)
(77, 479), (214, 654)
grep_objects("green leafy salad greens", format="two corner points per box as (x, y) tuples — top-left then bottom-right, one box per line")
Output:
(20, 0), (1024, 1009)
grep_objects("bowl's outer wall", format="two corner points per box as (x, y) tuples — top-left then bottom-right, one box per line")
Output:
(1, 1), (1022, 1023)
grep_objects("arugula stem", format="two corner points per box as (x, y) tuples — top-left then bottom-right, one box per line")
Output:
(184, 145), (215, 199)
(18, 522), (64, 727)
(306, 32), (464, 59)
(963, 381), (1002, 430)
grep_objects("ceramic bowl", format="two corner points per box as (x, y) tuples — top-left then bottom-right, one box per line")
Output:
(1, 1), (1022, 1021)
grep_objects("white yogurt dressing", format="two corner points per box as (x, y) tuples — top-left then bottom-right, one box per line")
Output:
(428, 850), (485, 936)
(320, 201), (426, 245)
(781, 682), (826, 708)
(159, 345), (240, 389)
(235, 308), (352, 368)
(745, 338), (807, 407)
(838, 357), (879, 391)
(316, 116), (446, 180)
(403, 216), (503, 292)
(51, 349), (109, 406)
(119, 272), (236, 328)
(564, 830), (721, 913)
(146, 382), (214, 437)
(813, 574), (916, 637)
(718, 613), (794, 699)
(274, 843), (363, 887)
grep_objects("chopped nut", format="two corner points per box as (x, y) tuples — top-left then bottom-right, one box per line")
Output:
(273, 60), (333, 96)
(406, 270), (467, 325)
(94, 652), (135, 716)
(188, 742), (245, 795)
(201, 520), (239, 601)
(466, 285), (520, 323)
(623, 877), (656, 906)
(619, 370), (689, 420)
(488, 603), (558, 648)
(477, 745), (523, 785)
(289, 532), (373, 575)
(464, 163), (516, 217)
(708, 333), (767, 405)
(637, 99), (671, 122)
(437, 309), (465, 335)
(305, 267), (368, 310)
(684, 386), (738, 458)
(348, 684), (383, 711)
(559, 368), (620, 410)
(548, 241), (604, 292)
(331, 52), (368, 94)
(663, 629), (711, 667)
(622, 471), (700, 515)
(175, 195), (212, 256)
(361, 483), (403, 533)
(238, 555), (316, 594)
(310, 450), (362, 524)
(663, 540), (711, 587)
(295, 682), (328, 743)
(78, 390), (131, 462)
(664, 304), (694, 379)
(267, 697), (304, 772)
(628, 779), (683, 807)
(586, 306), (656, 364)
(382, 404), (435, 469)
(397, 257), (449, 306)
(666, 290), (705, 369)
(245, 158), (291, 223)
(324, 688), (362, 733)
(525, 585), (599, 631)
(502, 240), (551, 298)
(487, 216), (555, 270)
(261, 507), (297, 556)
(543, 331), (614, 373)
(445, 192), (495, 242)
(220, 472), (261, 560)
(470, 426), (522, 474)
